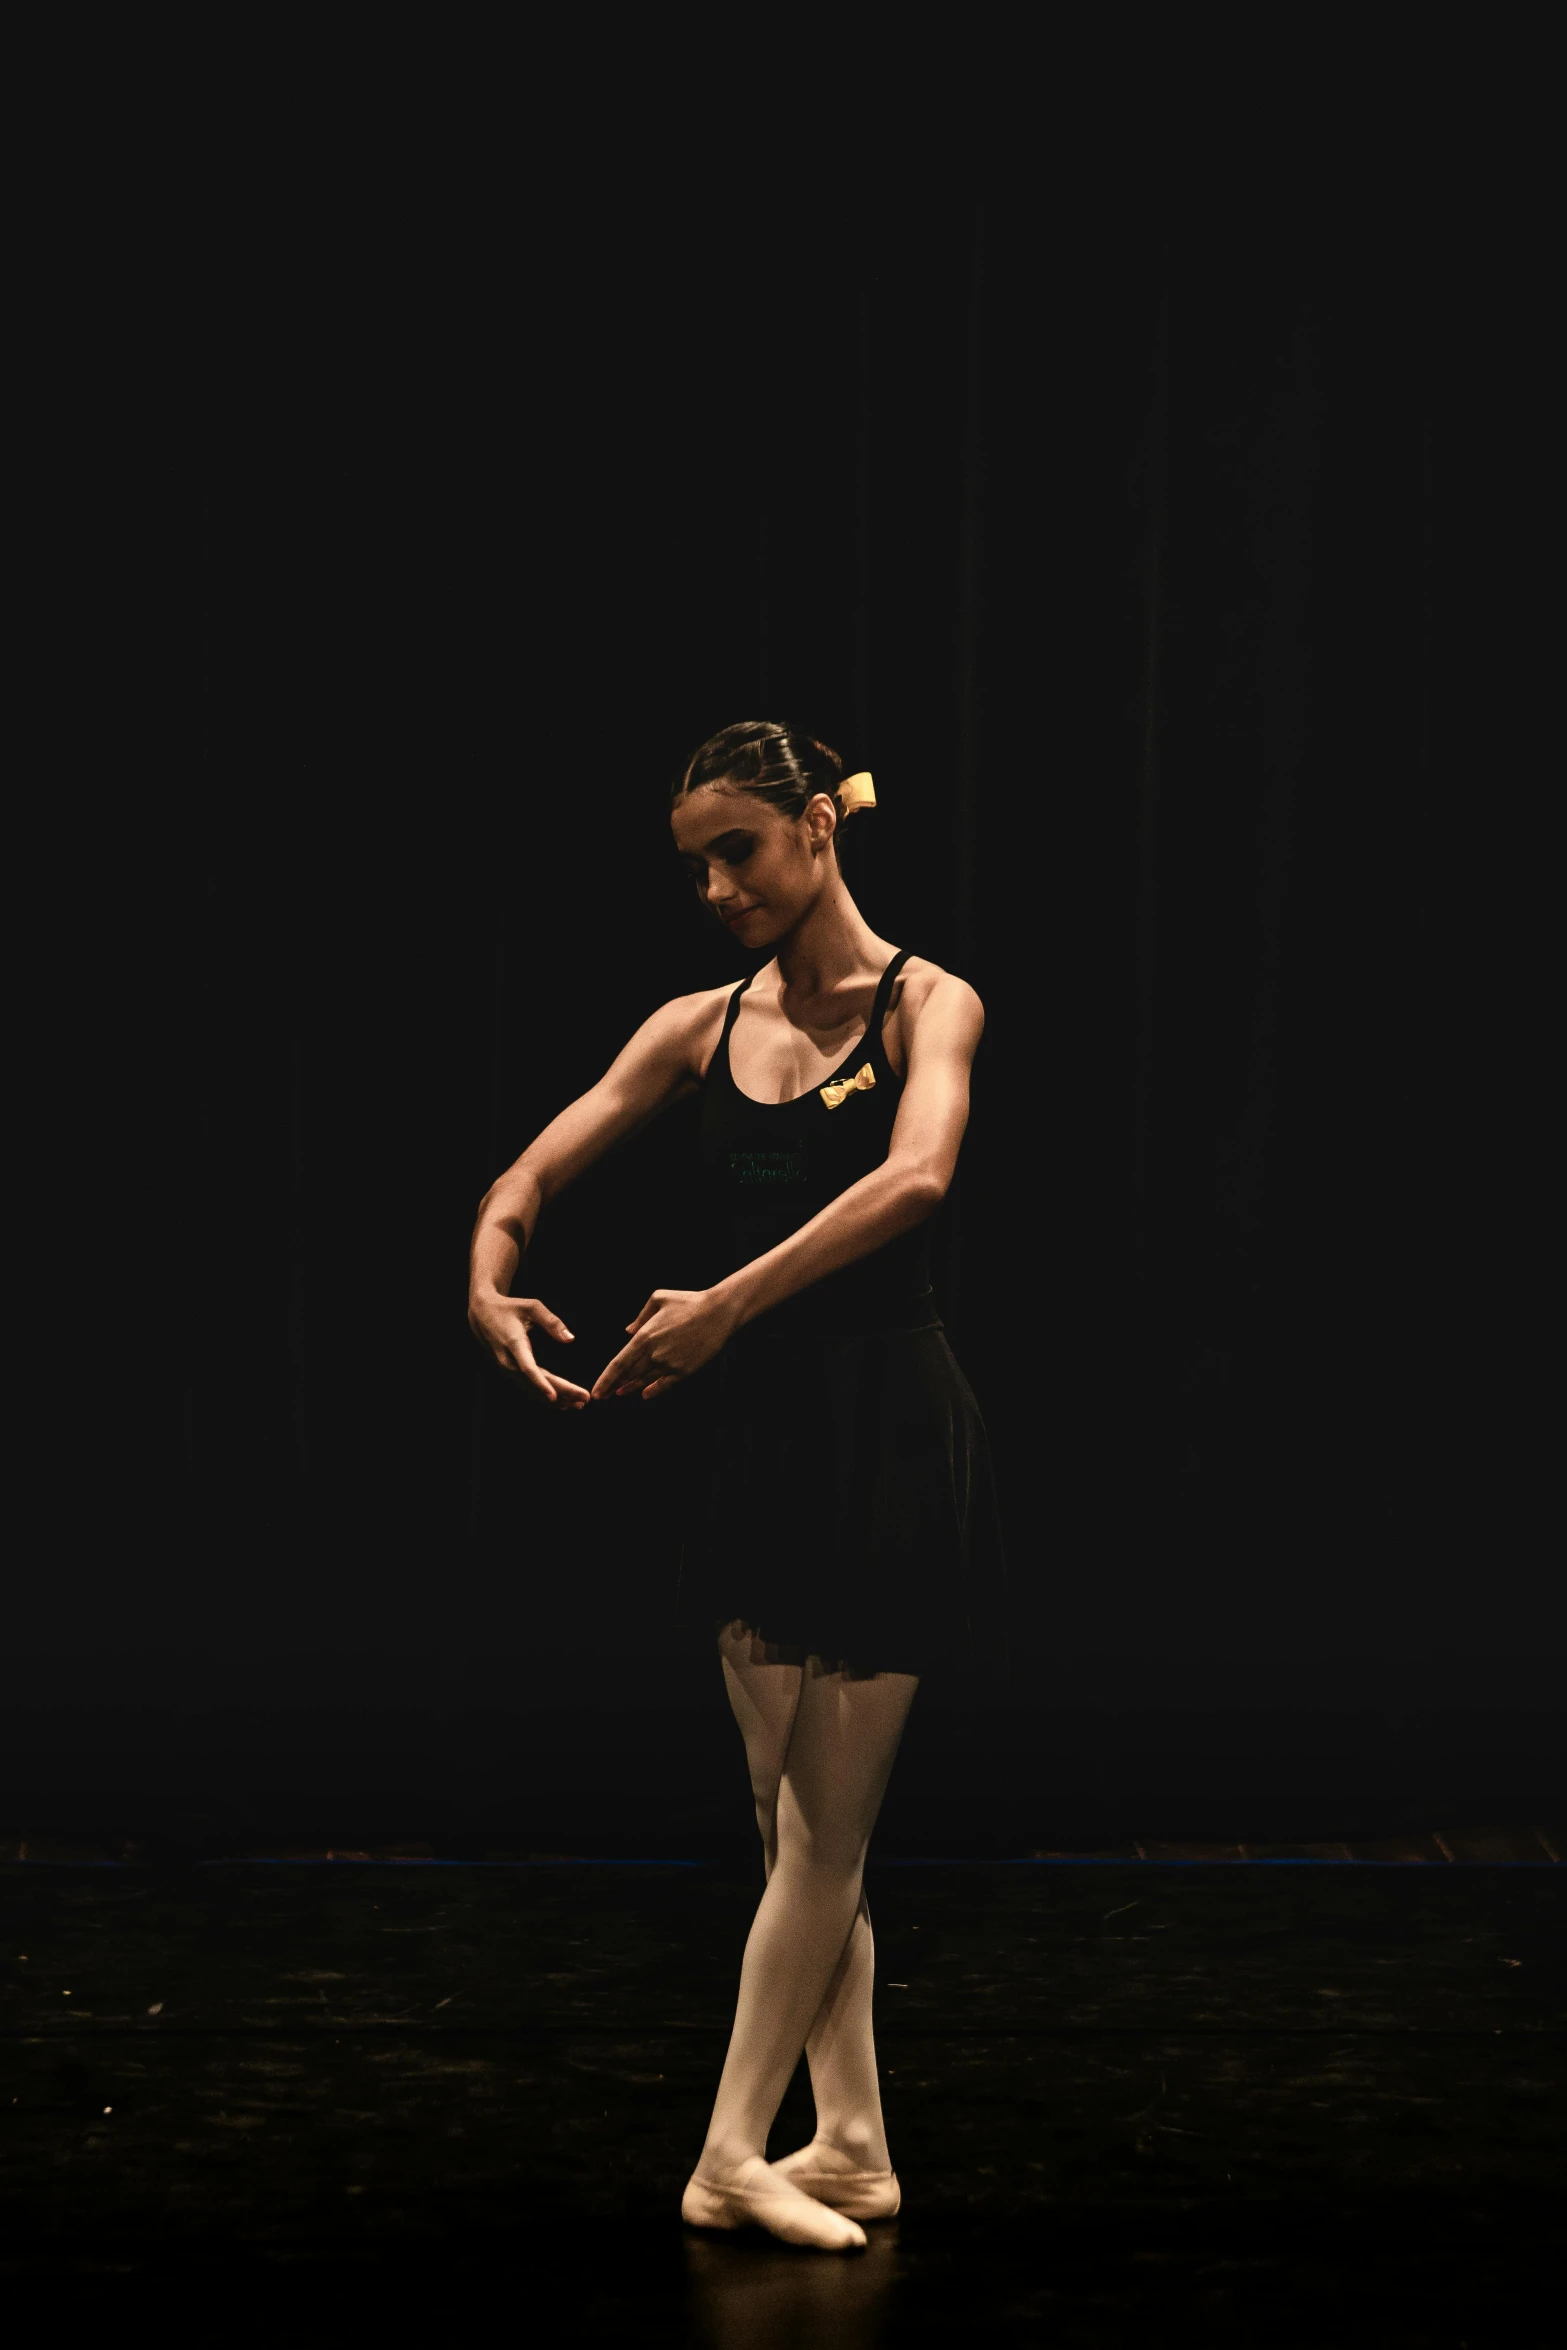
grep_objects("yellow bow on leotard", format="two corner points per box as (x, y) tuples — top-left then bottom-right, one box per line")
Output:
(820, 1063), (876, 1110)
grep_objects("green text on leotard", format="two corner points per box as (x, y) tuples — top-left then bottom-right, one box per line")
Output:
(728, 1148), (808, 1188)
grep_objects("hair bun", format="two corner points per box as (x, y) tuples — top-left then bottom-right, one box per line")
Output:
(673, 721), (865, 863)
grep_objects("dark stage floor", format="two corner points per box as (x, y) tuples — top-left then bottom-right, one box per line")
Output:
(3, 1843), (1563, 2346)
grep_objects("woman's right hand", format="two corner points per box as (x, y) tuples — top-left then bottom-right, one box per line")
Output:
(468, 1292), (591, 1411)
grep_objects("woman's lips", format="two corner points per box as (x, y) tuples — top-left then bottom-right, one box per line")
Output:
(724, 906), (761, 926)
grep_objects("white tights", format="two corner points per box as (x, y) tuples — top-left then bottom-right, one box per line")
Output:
(697, 1621), (919, 2180)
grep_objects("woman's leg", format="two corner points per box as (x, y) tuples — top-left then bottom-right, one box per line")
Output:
(718, 1620), (802, 1873)
(717, 1625), (896, 2172)
(697, 1635), (918, 2183)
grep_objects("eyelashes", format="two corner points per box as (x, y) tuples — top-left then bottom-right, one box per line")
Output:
(681, 839), (755, 882)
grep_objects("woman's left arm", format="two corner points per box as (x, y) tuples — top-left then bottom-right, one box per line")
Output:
(592, 972), (984, 1399)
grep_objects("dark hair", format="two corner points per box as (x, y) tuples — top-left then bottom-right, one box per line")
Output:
(672, 719), (853, 861)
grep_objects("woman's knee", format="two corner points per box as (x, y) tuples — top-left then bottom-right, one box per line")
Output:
(773, 1788), (873, 1881)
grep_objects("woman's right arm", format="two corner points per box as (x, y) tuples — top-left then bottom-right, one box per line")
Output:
(467, 986), (725, 1409)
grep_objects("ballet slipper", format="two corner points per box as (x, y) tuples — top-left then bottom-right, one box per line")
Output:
(681, 2155), (868, 2250)
(770, 2142), (902, 2219)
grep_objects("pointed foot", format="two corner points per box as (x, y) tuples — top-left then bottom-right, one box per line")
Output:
(682, 2155), (869, 2249)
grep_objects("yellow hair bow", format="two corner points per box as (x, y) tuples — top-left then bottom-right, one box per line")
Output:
(838, 771), (876, 814)
(820, 1063), (876, 1111)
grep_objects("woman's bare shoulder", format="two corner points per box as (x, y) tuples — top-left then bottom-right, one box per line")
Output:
(883, 956), (982, 1079)
(636, 976), (745, 1080)
(889, 955), (983, 1024)
(659, 977), (743, 1019)
(633, 977), (738, 1031)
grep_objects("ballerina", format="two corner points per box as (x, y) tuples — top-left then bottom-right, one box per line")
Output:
(468, 720), (1001, 2250)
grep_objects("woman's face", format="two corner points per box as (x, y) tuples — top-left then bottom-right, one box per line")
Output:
(671, 787), (835, 949)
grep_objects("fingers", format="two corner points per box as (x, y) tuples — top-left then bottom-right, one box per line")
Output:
(594, 1334), (678, 1400)
(502, 1300), (584, 1408)
(506, 1352), (559, 1405)
(617, 1364), (680, 1401)
(494, 1341), (589, 1412)
(521, 1299), (575, 1344)
(502, 1342), (673, 1405)
(591, 1341), (641, 1401)
(624, 1294), (661, 1336)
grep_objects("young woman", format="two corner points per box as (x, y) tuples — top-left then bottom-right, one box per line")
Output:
(467, 720), (1003, 2253)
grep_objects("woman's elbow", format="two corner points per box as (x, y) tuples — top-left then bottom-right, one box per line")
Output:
(899, 1167), (949, 1218)
(478, 1161), (544, 1225)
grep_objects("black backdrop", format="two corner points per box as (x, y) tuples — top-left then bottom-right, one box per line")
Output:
(14, 121), (1558, 1839)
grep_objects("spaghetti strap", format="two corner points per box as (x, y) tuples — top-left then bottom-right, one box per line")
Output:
(721, 971), (756, 1036)
(866, 948), (914, 1057)
(710, 970), (755, 1079)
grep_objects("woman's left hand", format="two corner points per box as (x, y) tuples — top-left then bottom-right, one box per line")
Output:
(591, 1287), (741, 1402)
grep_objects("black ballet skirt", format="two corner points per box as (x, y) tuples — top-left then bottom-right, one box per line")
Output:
(676, 948), (1007, 1687)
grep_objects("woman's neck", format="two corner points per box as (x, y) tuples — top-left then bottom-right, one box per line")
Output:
(770, 870), (894, 1002)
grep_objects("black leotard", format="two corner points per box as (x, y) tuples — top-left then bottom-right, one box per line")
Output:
(677, 948), (1006, 1684)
